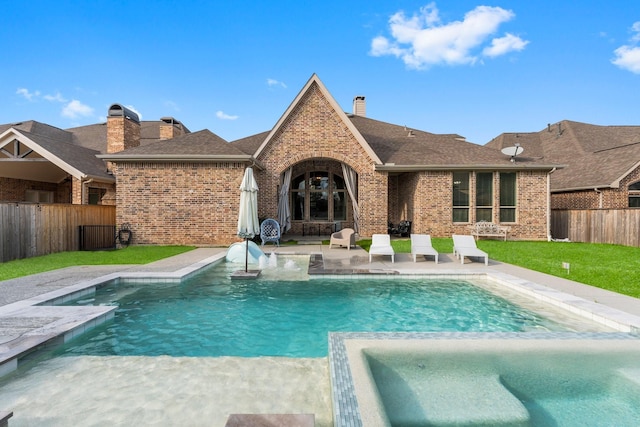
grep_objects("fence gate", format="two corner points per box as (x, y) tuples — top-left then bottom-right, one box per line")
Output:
(79, 225), (117, 251)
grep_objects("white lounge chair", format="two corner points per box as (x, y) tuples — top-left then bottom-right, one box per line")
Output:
(452, 234), (488, 266)
(369, 234), (395, 263)
(329, 228), (356, 250)
(410, 234), (439, 263)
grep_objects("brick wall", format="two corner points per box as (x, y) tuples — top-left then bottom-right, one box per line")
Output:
(255, 81), (388, 237)
(388, 170), (549, 240)
(551, 165), (640, 209)
(114, 161), (246, 245)
(0, 177), (71, 203)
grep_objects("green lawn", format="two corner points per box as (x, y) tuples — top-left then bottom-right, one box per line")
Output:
(0, 246), (195, 281)
(357, 238), (640, 298)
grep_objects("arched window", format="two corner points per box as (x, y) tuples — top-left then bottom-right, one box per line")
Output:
(291, 171), (347, 221)
(629, 181), (640, 208)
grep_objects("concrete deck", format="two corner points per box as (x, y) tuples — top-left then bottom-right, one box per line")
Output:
(1, 244), (640, 376)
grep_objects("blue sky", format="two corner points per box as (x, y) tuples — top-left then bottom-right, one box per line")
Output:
(3, 1), (640, 145)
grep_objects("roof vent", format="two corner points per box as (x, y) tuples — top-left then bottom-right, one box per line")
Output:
(108, 104), (140, 124)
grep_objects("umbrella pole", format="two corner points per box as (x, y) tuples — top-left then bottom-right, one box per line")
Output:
(245, 237), (249, 272)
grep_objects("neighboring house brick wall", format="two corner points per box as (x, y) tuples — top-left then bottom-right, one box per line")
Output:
(114, 162), (245, 245)
(551, 165), (640, 210)
(255, 81), (387, 237)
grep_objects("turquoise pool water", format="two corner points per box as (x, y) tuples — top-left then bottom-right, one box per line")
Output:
(60, 261), (580, 358)
(364, 345), (640, 427)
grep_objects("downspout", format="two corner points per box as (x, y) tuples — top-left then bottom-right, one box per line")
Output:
(547, 168), (556, 241)
(594, 187), (603, 209)
(82, 178), (93, 205)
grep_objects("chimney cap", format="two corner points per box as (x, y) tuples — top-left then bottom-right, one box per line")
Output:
(160, 116), (181, 125)
(108, 104), (140, 124)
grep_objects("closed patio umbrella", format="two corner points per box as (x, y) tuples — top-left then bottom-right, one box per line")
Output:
(237, 167), (259, 272)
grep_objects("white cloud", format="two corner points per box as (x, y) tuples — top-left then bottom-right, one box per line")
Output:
(61, 100), (94, 119)
(612, 21), (640, 73)
(216, 110), (239, 120)
(16, 88), (40, 101)
(267, 78), (287, 88)
(370, 3), (528, 69)
(483, 33), (529, 57)
(43, 92), (67, 102)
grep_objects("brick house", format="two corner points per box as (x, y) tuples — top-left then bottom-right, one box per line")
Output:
(97, 74), (559, 245)
(486, 120), (640, 210)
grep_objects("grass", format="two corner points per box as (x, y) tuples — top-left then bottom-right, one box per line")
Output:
(357, 237), (640, 298)
(0, 246), (196, 281)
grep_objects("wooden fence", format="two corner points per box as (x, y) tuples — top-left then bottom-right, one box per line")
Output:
(551, 209), (640, 247)
(0, 203), (116, 263)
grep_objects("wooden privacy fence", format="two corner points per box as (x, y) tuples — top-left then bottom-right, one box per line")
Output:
(0, 203), (116, 263)
(551, 209), (640, 247)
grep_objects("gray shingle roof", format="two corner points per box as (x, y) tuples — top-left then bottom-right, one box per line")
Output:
(485, 120), (640, 191)
(102, 129), (246, 158)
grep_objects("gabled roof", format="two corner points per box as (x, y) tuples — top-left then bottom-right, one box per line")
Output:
(252, 74), (383, 164)
(486, 120), (640, 191)
(0, 122), (112, 183)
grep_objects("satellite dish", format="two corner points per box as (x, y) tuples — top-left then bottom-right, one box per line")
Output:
(501, 146), (524, 157)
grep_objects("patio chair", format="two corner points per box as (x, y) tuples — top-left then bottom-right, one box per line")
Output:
(329, 228), (356, 250)
(452, 234), (488, 266)
(369, 234), (395, 263)
(410, 234), (439, 263)
(260, 218), (281, 246)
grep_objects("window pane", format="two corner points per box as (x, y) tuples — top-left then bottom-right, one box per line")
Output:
(500, 172), (516, 206)
(292, 191), (305, 220)
(333, 174), (346, 190)
(476, 208), (493, 222)
(629, 182), (640, 191)
(453, 208), (469, 223)
(310, 192), (328, 220)
(630, 196), (640, 208)
(453, 172), (469, 206)
(476, 172), (493, 207)
(333, 191), (347, 220)
(500, 208), (516, 222)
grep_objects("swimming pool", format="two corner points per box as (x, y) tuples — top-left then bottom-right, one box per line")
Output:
(56, 257), (609, 358)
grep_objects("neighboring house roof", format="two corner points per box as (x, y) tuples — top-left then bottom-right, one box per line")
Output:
(485, 120), (640, 191)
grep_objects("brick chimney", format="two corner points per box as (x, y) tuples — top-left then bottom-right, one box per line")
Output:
(159, 117), (186, 140)
(107, 104), (141, 153)
(353, 96), (366, 117)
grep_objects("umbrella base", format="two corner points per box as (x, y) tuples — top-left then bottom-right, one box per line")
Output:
(230, 269), (262, 280)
